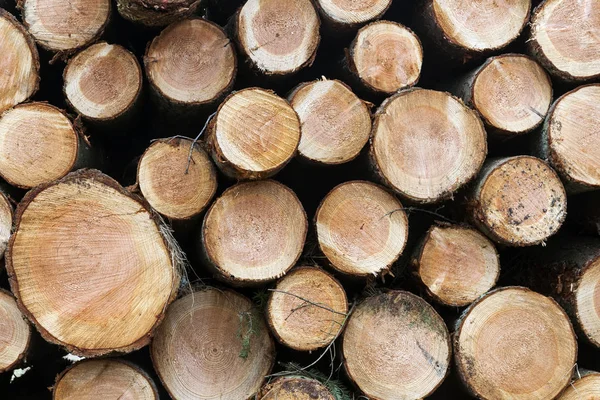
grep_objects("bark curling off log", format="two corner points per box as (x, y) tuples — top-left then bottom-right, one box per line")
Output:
(370, 88), (487, 203)
(0, 289), (30, 373)
(469, 156), (567, 246)
(258, 376), (336, 400)
(0, 190), (12, 260)
(53, 359), (158, 400)
(117, 0), (203, 28)
(529, 0), (600, 82)
(151, 288), (275, 400)
(235, 0), (320, 76)
(202, 180), (307, 285)
(206, 88), (301, 180)
(5, 169), (180, 356)
(557, 372), (600, 400)
(455, 287), (577, 400)
(266, 266), (348, 351)
(412, 224), (499, 307)
(315, 0), (391, 29)
(316, 180), (408, 277)
(21, 0), (110, 53)
(137, 138), (217, 220)
(0, 9), (39, 114)
(342, 291), (451, 399)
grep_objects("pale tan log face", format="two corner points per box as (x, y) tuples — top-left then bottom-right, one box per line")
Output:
(532, 0), (600, 79)
(290, 79), (371, 164)
(577, 257), (600, 347)
(152, 289), (274, 400)
(0, 103), (79, 189)
(548, 85), (600, 188)
(64, 42), (141, 120)
(433, 0), (530, 51)
(238, 0), (320, 74)
(343, 291), (450, 400)
(259, 377), (335, 400)
(317, 0), (391, 24)
(0, 193), (12, 260)
(351, 21), (422, 94)
(456, 288), (577, 400)
(473, 55), (552, 133)
(267, 267), (348, 351)
(23, 0), (110, 51)
(138, 139), (217, 220)
(54, 359), (157, 400)
(0, 291), (29, 372)
(146, 19), (236, 104)
(316, 181), (408, 276)
(557, 373), (600, 400)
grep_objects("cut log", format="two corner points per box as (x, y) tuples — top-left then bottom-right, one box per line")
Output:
(0, 102), (92, 189)
(5, 169), (180, 356)
(20, 0), (110, 53)
(455, 287), (577, 400)
(315, 180), (408, 277)
(535, 84), (600, 192)
(53, 359), (158, 400)
(266, 266), (348, 351)
(116, 0), (202, 28)
(315, 0), (391, 31)
(558, 371), (600, 400)
(259, 376), (335, 400)
(137, 138), (217, 221)
(0, 9), (39, 114)
(529, 0), (600, 82)
(468, 156), (567, 246)
(235, 0), (320, 76)
(288, 78), (371, 165)
(0, 289), (30, 373)
(345, 21), (422, 96)
(64, 42), (142, 124)
(370, 88), (487, 203)
(206, 88), (301, 180)
(151, 288), (275, 400)
(452, 54), (552, 136)
(202, 180), (307, 285)
(0, 190), (12, 260)
(411, 223), (500, 307)
(342, 291), (451, 399)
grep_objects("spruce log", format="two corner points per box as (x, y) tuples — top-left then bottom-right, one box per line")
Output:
(117, 0), (202, 28)
(20, 0), (110, 53)
(370, 88), (487, 203)
(0, 9), (39, 114)
(342, 291), (451, 399)
(314, 0), (391, 31)
(345, 21), (423, 96)
(455, 287), (577, 400)
(151, 288), (275, 400)
(468, 156), (567, 246)
(137, 138), (217, 221)
(411, 223), (500, 307)
(558, 371), (600, 399)
(315, 180), (408, 277)
(259, 376), (335, 400)
(5, 169), (180, 356)
(528, 0), (600, 82)
(0, 189), (12, 260)
(234, 0), (320, 76)
(266, 266), (348, 351)
(288, 78), (371, 165)
(452, 54), (552, 137)
(0, 289), (30, 373)
(206, 88), (301, 180)
(0, 102), (93, 189)
(535, 84), (600, 192)
(53, 359), (158, 400)
(202, 180), (307, 285)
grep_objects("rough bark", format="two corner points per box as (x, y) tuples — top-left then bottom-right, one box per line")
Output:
(258, 376), (336, 400)
(116, 0), (203, 28)
(0, 289), (30, 374)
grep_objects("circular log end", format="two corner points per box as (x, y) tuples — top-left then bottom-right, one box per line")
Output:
(117, 0), (202, 27)
(557, 373), (600, 400)
(259, 376), (336, 400)
(203, 180), (307, 285)
(416, 224), (499, 307)
(6, 169), (179, 356)
(372, 88), (487, 203)
(289, 79), (371, 165)
(0, 191), (12, 260)
(138, 138), (217, 220)
(151, 288), (275, 400)
(0, 290), (30, 373)
(316, 0), (391, 25)
(576, 256), (600, 347)
(266, 266), (348, 351)
(64, 42), (142, 121)
(343, 291), (450, 399)
(146, 19), (236, 105)
(0, 103), (79, 189)
(53, 359), (158, 400)
(237, 0), (320, 75)
(456, 287), (577, 400)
